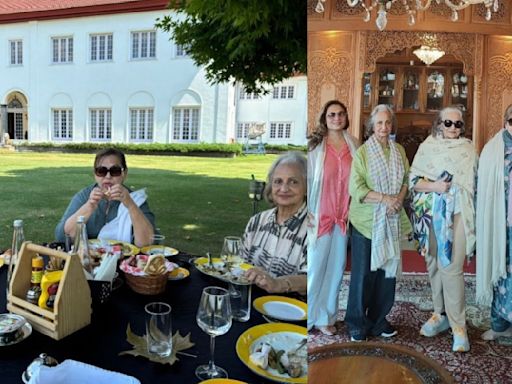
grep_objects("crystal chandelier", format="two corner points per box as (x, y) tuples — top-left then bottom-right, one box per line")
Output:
(413, 45), (445, 65)
(314, 0), (499, 31)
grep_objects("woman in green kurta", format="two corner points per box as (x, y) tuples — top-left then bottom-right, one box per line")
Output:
(345, 104), (412, 342)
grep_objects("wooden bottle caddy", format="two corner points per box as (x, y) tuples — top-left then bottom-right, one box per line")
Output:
(7, 242), (91, 340)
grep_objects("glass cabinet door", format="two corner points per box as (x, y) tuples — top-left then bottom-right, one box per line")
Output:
(402, 69), (420, 111)
(426, 70), (445, 111)
(450, 71), (468, 112)
(362, 73), (372, 110)
(378, 68), (396, 109)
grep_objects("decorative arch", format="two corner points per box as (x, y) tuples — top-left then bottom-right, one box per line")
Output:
(171, 89), (202, 107)
(86, 92), (113, 108)
(3, 90), (29, 141)
(360, 31), (481, 77)
(126, 91), (155, 107)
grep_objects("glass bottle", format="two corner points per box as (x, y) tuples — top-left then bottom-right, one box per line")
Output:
(7, 219), (25, 294)
(26, 256), (44, 304)
(73, 216), (93, 274)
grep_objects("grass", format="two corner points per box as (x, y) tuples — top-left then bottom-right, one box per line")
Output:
(0, 153), (276, 256)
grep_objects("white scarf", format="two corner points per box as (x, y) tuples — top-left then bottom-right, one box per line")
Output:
(367, 135), (403, 278)
(476, 130), (506, 305)
(98, 189), (147, 243)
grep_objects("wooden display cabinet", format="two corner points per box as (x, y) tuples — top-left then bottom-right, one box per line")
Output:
(361, 59), (473, 162)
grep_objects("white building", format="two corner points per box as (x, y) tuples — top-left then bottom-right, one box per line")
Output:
(0, 0), (306, 146)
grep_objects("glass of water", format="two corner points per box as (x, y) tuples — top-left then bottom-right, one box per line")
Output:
(145, 302), (173, 357)
(195, 286), (232, 380)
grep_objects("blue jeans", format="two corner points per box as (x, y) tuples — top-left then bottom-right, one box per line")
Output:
(345, 226), (396, 338)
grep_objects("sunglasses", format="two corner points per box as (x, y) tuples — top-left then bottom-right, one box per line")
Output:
(507, 118), (512, 126)
(327, 111), (347, 118)
(94, 165), (124, 177)
(443, 120), (464, 129)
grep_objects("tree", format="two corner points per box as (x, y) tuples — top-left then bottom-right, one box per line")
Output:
(156, 0), (306, 94)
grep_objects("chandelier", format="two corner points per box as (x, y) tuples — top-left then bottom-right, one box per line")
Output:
(315, 1), (499, 31)
(413, 45), (445, 65)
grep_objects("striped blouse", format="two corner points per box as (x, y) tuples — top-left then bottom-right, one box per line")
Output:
(241, 203), (307, 278)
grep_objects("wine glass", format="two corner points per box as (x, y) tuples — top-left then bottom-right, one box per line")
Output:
(195, 286), (232, 380)
(220, 236), (242, 269)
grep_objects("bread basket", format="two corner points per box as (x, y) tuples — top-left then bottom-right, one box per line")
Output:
(121, 255), (173, 295)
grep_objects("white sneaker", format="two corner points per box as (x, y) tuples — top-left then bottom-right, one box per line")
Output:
(452, 326), (470, 352)
(420, 313), (450, 337)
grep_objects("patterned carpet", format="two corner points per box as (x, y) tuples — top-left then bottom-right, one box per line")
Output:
(308, 274), (512, 384)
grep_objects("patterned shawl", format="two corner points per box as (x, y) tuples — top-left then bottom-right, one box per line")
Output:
(367, 135), (404, 278)
(409, 135), (477, 258)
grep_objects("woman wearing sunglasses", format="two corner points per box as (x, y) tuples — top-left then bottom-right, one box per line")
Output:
(307, 100), (359, 336)
(345, 104), (411, 342)
(477, 104), (512, 342)
(55, 148), (155, 247)
(409, 106), (477, 352)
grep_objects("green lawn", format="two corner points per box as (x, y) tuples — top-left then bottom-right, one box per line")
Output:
(0, 152), (276, 256)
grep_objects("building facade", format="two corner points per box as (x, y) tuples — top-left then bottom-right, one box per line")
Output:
(0, 0), (306, 146)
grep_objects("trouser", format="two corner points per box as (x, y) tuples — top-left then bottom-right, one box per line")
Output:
(345, 226), (396, 338)
(425, 214), (466, 328)
(307, 225), (348, 329)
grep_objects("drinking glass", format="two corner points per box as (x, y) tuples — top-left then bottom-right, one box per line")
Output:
(195, 286), (232, 380)
(220, 236), (242, 268)
(145, 302), (173, 357)
(151, 234), (166, 246)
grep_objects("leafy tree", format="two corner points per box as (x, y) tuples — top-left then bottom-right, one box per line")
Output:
(156, 0), (306, 94)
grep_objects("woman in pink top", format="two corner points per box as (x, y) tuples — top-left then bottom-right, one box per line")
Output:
(308, 100), (359, 335)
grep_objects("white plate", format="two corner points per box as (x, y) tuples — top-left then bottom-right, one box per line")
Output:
(263, 302), (305, 321)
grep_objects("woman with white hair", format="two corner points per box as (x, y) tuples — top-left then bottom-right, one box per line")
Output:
(477, 104), (512, 341)
(409, 106), (477, 352)
(345, 104), (411, 342)
(242, 152), (307, 295)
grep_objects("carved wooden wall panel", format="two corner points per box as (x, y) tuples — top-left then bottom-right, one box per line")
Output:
(485, 52), (512, 142)
(360, 31), (479, 77)
(308, 47), (354, 132)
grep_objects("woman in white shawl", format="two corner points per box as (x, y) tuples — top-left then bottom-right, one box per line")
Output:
(345, 104), (411, 342)
(477, 104), (512, 341)
(409, 106), (477, 352)
(307, 100), (359, 335)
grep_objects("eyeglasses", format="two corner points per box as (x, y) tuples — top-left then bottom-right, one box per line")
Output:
(507, 118), (512, 126)
(326, 111), (347, 119)
(94, 165), (124, 177)
(443, 120), (464, 129)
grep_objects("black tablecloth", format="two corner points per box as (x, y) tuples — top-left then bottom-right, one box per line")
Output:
(0, 254), (304, 383)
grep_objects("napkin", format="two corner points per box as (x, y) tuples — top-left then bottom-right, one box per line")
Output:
(94, 253), (118, 282)
(28, 359), (140, 384)
(98, 188), (147, 243)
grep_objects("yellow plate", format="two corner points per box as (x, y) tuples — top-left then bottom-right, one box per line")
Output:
(88, 239), (139, 257)
(141, 245), (179, 257)
(194, 257), (253, 284)
(253, 296), (307, 322)
(168, 267), (190, 281)
(199, 379), (248, 384)
(236, 323), (307, 384)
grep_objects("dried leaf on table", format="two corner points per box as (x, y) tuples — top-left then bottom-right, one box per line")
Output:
(119, 324), (195, 365)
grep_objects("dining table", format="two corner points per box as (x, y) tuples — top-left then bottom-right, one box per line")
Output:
(0, 251), (306, 383)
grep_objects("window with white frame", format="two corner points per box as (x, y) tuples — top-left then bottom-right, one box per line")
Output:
(53, 109), (73, 139)
(90, 33), (113, 62)
(269, 122), (292, 139)
(236, 122), (251, 139)
(239, 88), (259, 100)
(272, 85), (294, 99)
(130, 108), (153, 141)
(173, 107), (200, 142)
(52, 36), (73, 63)
(90, 109), (112, 140)
(9, 40), (22, 65)
(131, 31), (156, 59)
(176, 44), (189, 57)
